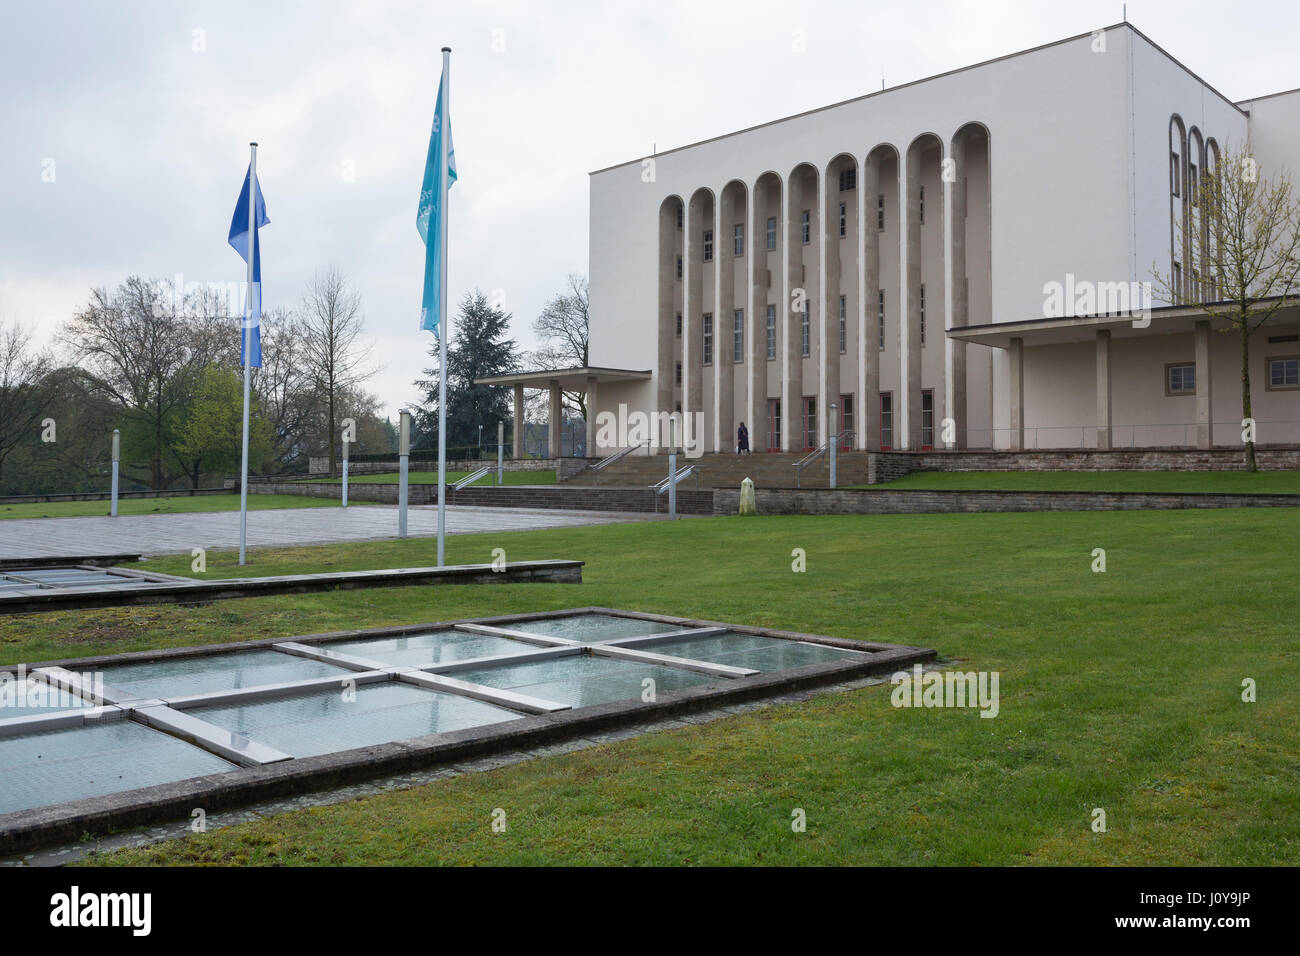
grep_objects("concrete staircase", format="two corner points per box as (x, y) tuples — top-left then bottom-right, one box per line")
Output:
(561, 450), (873, 489)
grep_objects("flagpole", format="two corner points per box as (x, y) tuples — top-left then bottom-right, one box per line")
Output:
(239, 141), (257, 567)
(436, 48), (450, 568)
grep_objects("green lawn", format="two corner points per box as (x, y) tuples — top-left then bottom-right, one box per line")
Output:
(312, 469), (556, 486)
(864, 469), (1300, 494)
(0, 494), (373, 521)
(1, 509), (1289, 866)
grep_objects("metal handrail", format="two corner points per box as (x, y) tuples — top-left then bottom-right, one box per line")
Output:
(794, 429), (856, 488)
(451, 466), (492, 490)
(652, 465), (696, 494)
(590, 440), (651, 485)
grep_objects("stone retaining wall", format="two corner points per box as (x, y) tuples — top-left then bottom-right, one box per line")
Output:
(715, 487), (1300, 515)
(248, 481), (714, 514)
(868, 448), (1300, 483)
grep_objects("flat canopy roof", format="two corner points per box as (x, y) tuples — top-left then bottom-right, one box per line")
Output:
(475, 366), (652, 389)
(948, 301), (1300, 349)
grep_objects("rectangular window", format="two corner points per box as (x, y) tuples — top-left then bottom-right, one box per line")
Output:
(880, 392), (893, 450)
(675, 312), (682, 337)
(839, 395), (854, 436)
(734, 223), (744, 256)
(702, 313), (713, 366)
(919, 185), (925, 224)
(1166, 363), (1196, 395)
(675, 361), (682, 386)
(1172, 262), (1182, 303)
(766, 305), (776, 360)
(919, 284), (926, 346)
(801, 210), (811, 245)
(1189, 162), (1199, 206)
(1171, 151), (1181, 198)
(839, 167), (856, 191)
(839, 295), (847, 353)
(921, 390), (934, 449)
(839, 202), (847, 238)
(676, 255), (683, 280)
(801, 304), (810, 357)
(878, 290), (886, 349)
(703, 229), (713, 262)
(733, 308), (744, 363)
(877, 194), (885, 231)
(677, 206), (683, 229)
(766, 216), (777, 250)
(1267, 356), (1300, 390)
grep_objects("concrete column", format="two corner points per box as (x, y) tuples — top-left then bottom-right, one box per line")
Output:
(1096, 329), (1112, 450)
(1195, 318), (1213, 448)
(512, 383), (524, 458)
(782, 173), (805, 451)
(1009, 337), (1024, 451)
(715, 189), (735, 453)
(947, 134), (968, 448)
(902, 147), (927, 451)
(657, 201), (678, 436)
(820, 164), (842, 447)
(860, 156), (881, 451)
(585, 374), (598, 456)
(746, 182), (765, 453)
(683, 193), (707, 448)
(548, 379), (561, 458)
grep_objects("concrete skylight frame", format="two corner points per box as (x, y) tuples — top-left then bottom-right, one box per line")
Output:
(0, 608), (935, 853)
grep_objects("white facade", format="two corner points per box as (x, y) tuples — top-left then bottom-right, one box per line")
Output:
(585, 22), (1300, 453)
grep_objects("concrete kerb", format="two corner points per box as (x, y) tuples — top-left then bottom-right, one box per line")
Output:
(0, 608), (935, 852)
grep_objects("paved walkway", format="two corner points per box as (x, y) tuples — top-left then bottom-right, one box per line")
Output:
(0, 504), (662, 559)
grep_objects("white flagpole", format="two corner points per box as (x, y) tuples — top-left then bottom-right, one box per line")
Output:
(239, 141), (257, 566)
(436, 48), (451, 568)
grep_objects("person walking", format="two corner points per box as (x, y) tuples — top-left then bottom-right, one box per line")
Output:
(737, 421), (751, 455)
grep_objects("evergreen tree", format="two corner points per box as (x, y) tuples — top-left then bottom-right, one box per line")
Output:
(414, 290), (518, 452)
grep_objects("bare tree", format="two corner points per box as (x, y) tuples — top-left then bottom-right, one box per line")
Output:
(298, 268), (377, 476)
(530, 273), (589, 417)
(0, 321), (52, 484)
(62, 277), (200, 489)
(254, 307), (313, 471)
(1153, 146), (1300, 470)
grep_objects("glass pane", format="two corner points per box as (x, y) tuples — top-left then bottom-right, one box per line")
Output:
(503, 614), (684, 642)
(455, 656), (713, 709)
(99, 649), (354, 700)
(325, 630), (533, 668)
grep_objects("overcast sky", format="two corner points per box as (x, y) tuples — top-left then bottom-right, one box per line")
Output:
(2, 0), (1296, 419)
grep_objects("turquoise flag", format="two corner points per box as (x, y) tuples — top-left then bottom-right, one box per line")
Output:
(417, 70), (456, 333)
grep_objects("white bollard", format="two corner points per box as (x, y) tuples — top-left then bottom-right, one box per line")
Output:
(110, 429), (120, 517)
(398, 409), (410, 538)
(738, 477), (757, 515)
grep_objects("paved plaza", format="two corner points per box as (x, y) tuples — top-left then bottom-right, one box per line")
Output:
(0, 504), (662, 559)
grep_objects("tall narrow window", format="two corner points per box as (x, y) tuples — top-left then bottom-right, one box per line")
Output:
(919, 185), (925, 224)
(1171, 151), (1181, 197)
(839, 295), (847, 353)
(801, 210), (811, 245)
(801, 304), (810, 357)
(733, 223), (744, 256)
(878, 290), (886, 349)
(675, 361), (682, 385)
(839, 395), (854, 435)
(675, 255), (682, 280)
(766, 216), (777, 250)
(677, 206), (683, 229)
(733, 309), (744, 362)
(839, 202), (847, 238)
(703, 229), (713, 262)
(1173, 262), (1183, 303)
(1189, 162), (1199, 206)
(675, 312), (682, 337)
(919, 284), (926, 346)
(702, 313), (713, 366)
(839, 168), (856, 191)
(880, 392), (893, 449)
(921, 390), (934, 448)
(877, 194), (885, 231)
(766, 305), (776, 360)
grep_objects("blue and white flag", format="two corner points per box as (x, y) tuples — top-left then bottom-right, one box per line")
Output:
(416, 68), (456, 333)
(228, 164), (269, 367)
